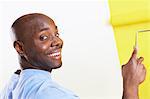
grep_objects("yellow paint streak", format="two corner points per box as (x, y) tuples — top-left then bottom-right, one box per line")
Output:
(109, 0), (150, 98)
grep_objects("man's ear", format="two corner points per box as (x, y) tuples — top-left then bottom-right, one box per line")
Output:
(13, 40), (25, 56)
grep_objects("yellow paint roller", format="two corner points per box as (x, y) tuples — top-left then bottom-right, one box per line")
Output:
(135, 29), (150, 50)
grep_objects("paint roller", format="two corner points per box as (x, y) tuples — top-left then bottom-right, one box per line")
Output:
(135, 29), (150, 50)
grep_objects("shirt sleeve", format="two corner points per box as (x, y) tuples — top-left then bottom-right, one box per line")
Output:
(0, 74), (19, 99)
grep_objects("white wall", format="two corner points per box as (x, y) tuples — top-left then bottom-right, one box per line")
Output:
(0, 0), (122, 99)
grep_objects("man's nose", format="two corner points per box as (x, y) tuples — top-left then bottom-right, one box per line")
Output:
(51, 37), (63, 47)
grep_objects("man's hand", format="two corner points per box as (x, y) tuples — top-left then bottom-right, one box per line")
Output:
(122, 48), (146, 99)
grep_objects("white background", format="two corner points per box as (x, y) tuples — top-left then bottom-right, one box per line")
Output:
(0, 0), (122, 99)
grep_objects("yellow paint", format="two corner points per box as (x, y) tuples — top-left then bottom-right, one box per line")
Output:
(109, 0), (150, 26)
(109, 0), (150, 99)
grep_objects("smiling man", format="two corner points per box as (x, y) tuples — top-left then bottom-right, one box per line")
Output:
(12, 13), (63, 71)
(0, 13), (79, 99)
(0, 13), (146, 99)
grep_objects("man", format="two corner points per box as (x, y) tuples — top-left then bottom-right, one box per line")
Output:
(0, 13), (146, 99)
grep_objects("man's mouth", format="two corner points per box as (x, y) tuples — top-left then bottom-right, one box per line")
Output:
(47, 51), (61, 60)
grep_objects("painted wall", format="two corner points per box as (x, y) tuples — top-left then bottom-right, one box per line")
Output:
(109, 0), (150, 98)
(0, 0), (122, 99)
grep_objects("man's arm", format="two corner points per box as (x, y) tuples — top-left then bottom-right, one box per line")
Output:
(122, 48), (146, 99)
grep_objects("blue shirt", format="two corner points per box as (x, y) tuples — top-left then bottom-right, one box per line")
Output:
(1, 69), (79, 99)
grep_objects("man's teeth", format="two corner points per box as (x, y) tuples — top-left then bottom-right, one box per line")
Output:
(50, 52), (60, 57)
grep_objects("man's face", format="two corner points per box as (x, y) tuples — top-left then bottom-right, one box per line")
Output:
(22, 17), (63, 70)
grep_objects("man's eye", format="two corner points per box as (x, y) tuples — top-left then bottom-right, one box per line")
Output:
(56, 33), (59, 37)
(39, 35), (48, 41)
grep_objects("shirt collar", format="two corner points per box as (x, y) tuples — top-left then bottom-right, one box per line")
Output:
(20, 69), (52, 80)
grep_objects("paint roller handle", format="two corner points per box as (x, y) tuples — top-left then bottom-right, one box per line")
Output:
(122, 48), (146, 99)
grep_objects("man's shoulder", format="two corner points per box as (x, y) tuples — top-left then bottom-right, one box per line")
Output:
(12, 73), (51, 98)
(35, 85), (79, 99)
